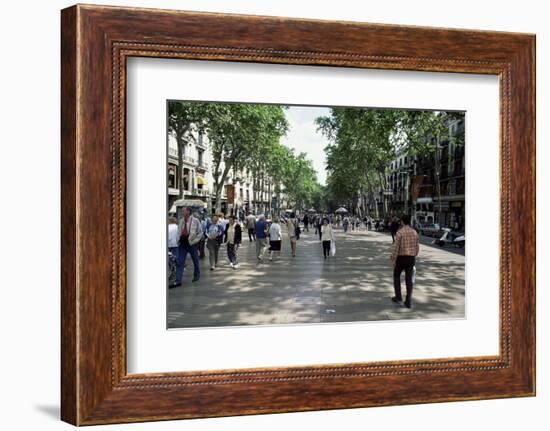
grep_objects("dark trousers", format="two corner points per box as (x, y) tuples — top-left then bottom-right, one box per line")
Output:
(391, 231), (397, 243)
(206, 239), (220, 268)
(198, 238), (206, 259)
(248, 228), (256, 241)
(227, 243), (239, 264)
(322, 240), (331, 258)
(175, 241), (200, 283)
(393, 255), (415, 303)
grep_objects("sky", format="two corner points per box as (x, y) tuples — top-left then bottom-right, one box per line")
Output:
(279, 106), (331, 185)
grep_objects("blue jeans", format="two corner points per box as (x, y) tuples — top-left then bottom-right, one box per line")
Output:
(175, 242), (200, 283)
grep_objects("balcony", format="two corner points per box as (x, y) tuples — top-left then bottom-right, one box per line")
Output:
(168, 147), (178, 159)
(182, 155), (196, 165)
(196, 134), (207, 150)
(194, 188), (210, 197)
(196, 162), (209, 172)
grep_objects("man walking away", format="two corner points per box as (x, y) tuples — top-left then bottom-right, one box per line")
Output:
(390, 214), (419, 308)
(174, 207), (203, 286)
(303, 214), (309, 232)
(255, 214), (269, 261)
(224, 215), (242, 269)
(246, 213), (256, 241)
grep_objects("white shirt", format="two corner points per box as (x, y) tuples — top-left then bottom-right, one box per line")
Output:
(168, 223), (178, 247)
(269, 223), (281, 241)
(321, 224), (334, 241)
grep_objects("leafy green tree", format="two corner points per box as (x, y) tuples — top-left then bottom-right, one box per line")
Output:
(316, 107), (464, 218)
(205, 104), (289, 213)
(168, 101), (210, 198)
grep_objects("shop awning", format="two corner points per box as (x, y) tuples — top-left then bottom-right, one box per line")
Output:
(196, 176), (207, 185)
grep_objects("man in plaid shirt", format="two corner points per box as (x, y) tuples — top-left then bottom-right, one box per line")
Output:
(390, 214), (419, 308)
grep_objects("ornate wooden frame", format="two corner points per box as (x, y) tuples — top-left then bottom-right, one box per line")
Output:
(61, 4), (535, 426)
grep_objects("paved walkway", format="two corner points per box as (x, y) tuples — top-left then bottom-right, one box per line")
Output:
(167, 225), (465, 329)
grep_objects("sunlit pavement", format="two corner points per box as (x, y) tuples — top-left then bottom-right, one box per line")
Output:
(167, 225), (465, 329)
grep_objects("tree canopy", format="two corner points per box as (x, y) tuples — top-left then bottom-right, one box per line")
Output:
(316, 107), (464, 215)
(168, 101), (322, 212)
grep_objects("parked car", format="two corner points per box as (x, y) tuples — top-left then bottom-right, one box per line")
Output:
(419, 223), (443, 237)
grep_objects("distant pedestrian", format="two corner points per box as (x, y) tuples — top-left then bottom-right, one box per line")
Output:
(343, 216), (349, 233)
(390, 214), (420, 308)
(173, 207), (202, 287)
(320, 218), (334, 260)
(246, 213), (256, 241)
(303, 214), (310, 232)
(224, 215), (242, 269)
(390, 216), (400, 243)
(268, 216), (282, 261)
(316, 216), (323, 240)
(286, 213), (299, 257)
(218, 213), (229, 233)
(198, 214), (207, 259)
(255, 214), (269, 261)
(205, 214), (224, 271)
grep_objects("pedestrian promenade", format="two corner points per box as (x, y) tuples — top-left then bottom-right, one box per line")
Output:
(167, 225), (465, 328)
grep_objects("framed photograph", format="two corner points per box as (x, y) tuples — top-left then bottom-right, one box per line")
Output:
(61, 4), (535, 425)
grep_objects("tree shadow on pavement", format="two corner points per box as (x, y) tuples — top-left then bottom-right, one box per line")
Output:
(168, 227), (465, 328)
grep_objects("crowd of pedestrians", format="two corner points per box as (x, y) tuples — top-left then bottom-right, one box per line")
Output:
(168, 207), (419, 308)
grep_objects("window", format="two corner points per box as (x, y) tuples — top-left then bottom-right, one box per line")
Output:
(183, 168), (190, 191)
(168, 164), (177, 188)
(198, 149), (204, 166)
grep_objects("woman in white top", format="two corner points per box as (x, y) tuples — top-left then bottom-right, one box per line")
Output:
(268, 216), (282, 261)
(320, 218), (334, 259)
(168, 217), (179, 257)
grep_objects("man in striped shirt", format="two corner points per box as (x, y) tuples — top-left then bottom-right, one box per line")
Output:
(390, 214), (419, 308)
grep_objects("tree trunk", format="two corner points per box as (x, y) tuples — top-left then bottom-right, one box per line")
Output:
(260, 168), (265, 213)
(378, 171), (389, 217)
(435, 137), (443, 225)
(213, 164), (232, 214)
(176, 130), (185, 199)
(365, 174), (379, 219)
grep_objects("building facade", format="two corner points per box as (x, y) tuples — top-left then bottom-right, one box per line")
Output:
(382, 116), (465, 230)
(168, 129), (283, 218)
